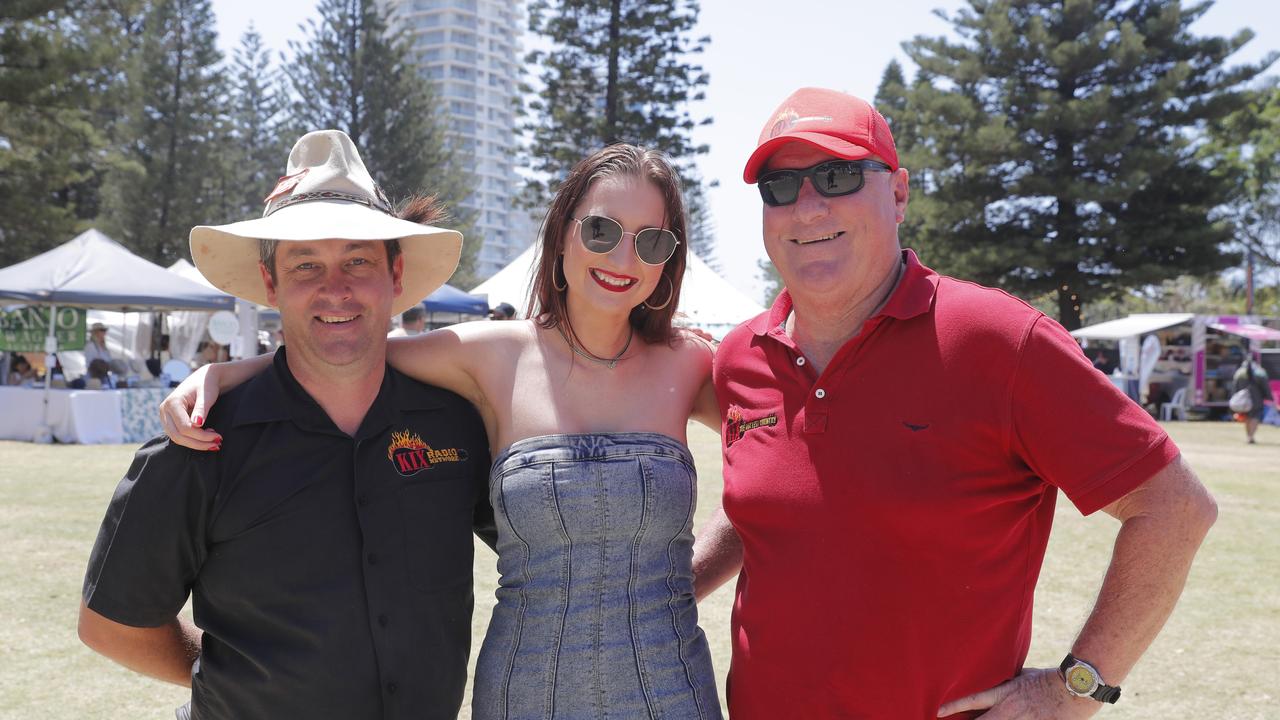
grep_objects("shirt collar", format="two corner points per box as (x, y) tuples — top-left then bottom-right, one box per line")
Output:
(233, 346), (446, 438)
(749, 248), (939, 337)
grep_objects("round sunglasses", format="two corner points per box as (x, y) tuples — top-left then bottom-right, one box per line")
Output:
(573, 215), (680, 266)
(756, 159), (893, 206)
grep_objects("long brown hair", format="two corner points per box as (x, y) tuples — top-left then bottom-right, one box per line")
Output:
(529, 143), (688, 345)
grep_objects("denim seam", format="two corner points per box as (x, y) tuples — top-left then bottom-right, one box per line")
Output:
(497, 466), (533, 720)
(546, 461), (573, 720)
(666, 461), (706, 718)
(629, 455), (662, 719)
(593, 458), (609, 720)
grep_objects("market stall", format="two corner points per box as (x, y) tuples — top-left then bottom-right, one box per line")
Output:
(1072, 312), (1280, 413)
(0, 228), (234, 443)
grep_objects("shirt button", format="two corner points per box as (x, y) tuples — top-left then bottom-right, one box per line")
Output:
(378, 614), (389, 627)
(356, 494), (368, 507)
(386, 682), (398, 694)
(367, 553), (378, 565)
(815, 388), (826, 399)
(796, 356), (806, 366)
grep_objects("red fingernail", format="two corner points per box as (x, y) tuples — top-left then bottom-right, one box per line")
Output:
(210, 444), (221, 452)
(193, 416), (204, 427)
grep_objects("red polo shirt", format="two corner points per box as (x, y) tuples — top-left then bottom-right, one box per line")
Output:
(713, 250), (1178, 719)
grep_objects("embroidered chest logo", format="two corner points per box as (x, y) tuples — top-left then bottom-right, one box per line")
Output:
(724, 404), (778, 448)
(386, 429), (468, 476)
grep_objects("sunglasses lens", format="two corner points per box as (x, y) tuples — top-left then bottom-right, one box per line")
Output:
(813, 162), (864, 196)
(579, 215), (623, 253)
(635, 229), (678, 265)
(758, 172), (800, 206)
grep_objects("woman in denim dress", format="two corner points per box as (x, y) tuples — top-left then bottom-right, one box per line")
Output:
(162, 144), (723, 719)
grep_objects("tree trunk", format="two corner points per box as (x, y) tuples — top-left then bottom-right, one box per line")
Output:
(604, 0), (621, 143)
(159, 0), (186, 260)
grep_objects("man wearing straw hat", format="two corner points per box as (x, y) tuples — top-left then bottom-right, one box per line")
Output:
(78, 130), (494, 720)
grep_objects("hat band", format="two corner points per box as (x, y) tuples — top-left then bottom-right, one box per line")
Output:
(266, 190), (393, 217)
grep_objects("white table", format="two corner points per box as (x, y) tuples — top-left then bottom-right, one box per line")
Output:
(0, 387), (166, 444)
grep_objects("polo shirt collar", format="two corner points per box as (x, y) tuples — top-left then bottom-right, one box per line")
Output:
(748, 248), (940, 337)
(233, 346), (446, 438)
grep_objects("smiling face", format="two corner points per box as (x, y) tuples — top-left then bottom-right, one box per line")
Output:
(260, 238), (403, 374)
(761, 143), (909, 308)
(561, 175), (669, 318)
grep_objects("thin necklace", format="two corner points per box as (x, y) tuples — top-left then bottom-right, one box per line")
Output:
(556, 323), (633, 369)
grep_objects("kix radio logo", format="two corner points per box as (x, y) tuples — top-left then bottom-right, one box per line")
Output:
(386, 429), (468, 476)
(724, 405), (777, 448)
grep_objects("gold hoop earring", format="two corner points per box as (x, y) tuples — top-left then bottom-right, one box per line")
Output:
(642, 274), (674, 311)
(552, 256), (567, 292)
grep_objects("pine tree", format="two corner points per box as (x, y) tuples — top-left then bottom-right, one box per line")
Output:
(522, 0), (713, 257)
(285, 0), (479, 286)
(218, 26), (292, 222)
(886, 0), (1276, 329)
(1211, 81), (1280, 268)
(100, 0), (226, 264)
(0, 0), (137, 265)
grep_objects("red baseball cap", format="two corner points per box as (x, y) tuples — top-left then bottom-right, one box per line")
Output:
(743, 87), (899, 183)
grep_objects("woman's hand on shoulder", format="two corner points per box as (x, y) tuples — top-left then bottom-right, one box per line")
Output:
(157, 352), (274, 451)
(159, 365), (224, 451)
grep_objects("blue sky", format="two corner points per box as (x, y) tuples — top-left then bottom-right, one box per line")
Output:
(212, 0), (1280, 300)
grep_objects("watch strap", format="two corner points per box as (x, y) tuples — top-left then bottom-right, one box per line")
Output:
(1060, 654), (1122, 704)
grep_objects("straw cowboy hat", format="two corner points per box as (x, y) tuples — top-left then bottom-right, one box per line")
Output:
(189, 130), (462, 316)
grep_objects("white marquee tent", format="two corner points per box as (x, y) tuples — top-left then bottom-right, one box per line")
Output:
(472, 245), (764, 339)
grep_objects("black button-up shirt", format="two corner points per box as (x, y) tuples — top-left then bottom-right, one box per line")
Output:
(83, 348), (494, 720)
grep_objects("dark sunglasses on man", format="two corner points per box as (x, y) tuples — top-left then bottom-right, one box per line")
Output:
(756, 159), (894, 206)
(574, 215), (680, 265)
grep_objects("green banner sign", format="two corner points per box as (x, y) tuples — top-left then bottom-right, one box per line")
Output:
(0, 307), (87, 352)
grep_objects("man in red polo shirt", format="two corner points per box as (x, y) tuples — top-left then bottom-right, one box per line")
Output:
(692, 88), (1219, 719)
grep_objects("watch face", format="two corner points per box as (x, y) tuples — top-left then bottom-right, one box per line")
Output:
(1066, 665), (1098, 694)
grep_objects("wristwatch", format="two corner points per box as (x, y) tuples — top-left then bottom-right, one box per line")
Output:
(1059, 654), (1121, 704)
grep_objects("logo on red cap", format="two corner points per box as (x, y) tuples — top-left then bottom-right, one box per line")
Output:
(768, 109), (835, 139)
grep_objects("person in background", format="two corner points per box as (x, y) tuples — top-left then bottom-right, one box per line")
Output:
(85, 322), (112, 366)
(1233, 356), (1274, 444)
(387, 305), (426, 337)
(192, 340), (222, 369)
(86, 358), (116, 389)
(7, 354), (36, 386)
(487, 302), (516, 321)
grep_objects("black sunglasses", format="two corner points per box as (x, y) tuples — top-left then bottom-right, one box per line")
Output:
(757, 159), (893, 206)
(573, 215), (680, 266)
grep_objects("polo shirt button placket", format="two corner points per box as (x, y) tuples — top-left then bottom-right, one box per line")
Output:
(805, 386), (829, 433)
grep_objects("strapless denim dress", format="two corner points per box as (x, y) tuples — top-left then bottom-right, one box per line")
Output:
(473, 432), (721, 720)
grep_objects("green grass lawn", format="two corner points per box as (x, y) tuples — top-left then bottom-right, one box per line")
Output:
(1, 421), (1276, 719)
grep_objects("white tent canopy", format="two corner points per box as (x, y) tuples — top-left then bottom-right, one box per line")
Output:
(1070, 313), (1195, 340)
(471, 245), (764, 338)
(168, 259), (260, 361)
(0, 229), (234, 311)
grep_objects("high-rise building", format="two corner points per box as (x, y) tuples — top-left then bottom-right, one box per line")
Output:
(383, 0), (533, 281)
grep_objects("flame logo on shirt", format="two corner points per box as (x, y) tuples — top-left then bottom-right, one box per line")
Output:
(386, 429), (468, 477)
(724, 404), (778, 448)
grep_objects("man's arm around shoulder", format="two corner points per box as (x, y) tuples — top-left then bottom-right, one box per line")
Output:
(78, 600), (201, 687)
